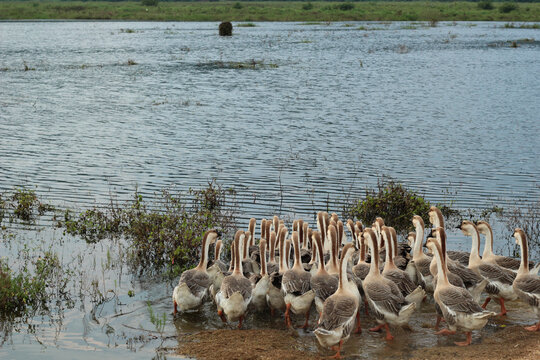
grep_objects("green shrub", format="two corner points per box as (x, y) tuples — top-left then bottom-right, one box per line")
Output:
(336, 3), (355, 11)
(302, 2), (314, 11)
(500, 2), (518, 13)
(343, 178), (458, 235)
(233, 2), (243, 10)
(478, 1), (494, 10)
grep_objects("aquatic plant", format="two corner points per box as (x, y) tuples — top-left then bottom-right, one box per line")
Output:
(343, 178), (459, 235)
(56, 181), (237, 275)
(219, 21), (233, 36)
(141, 0), (158, 7)
(502, 194), (540, 258)
(302, 2), (313, 11)
(0, 187), (55, 223)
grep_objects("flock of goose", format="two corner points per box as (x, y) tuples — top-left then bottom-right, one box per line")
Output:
(172, 206), (540, 358)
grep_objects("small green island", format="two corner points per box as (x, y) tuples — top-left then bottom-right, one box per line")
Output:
(0, 1), (539, 22)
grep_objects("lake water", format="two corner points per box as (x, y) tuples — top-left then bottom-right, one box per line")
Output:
(0, 21), (539, 359)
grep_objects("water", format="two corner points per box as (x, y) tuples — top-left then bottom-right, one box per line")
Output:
(0, 21), (539, 359)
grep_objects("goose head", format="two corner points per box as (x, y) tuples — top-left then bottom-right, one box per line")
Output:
(458, 220), (477, 237)
(428, 206), (444, 228)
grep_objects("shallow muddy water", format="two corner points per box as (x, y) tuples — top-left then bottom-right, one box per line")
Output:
(0, 21), (539, 359)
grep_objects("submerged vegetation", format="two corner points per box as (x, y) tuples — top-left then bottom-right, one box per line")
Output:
(0, 1), (538, 21)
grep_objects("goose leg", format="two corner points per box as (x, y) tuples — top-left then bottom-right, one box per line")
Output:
(217, 310), (227, 323)
(481, 297), (491, 309)
(495, 298), (507, 316)
(364, 299), (369, 316)
(297, 311), (310, 329)
(284, 303), (292, 327)
(270, 308), (275, 317)
(238, 316), (244, 329)
(329, 340), (343, 359)
(354, 312), (362, 334)
(173, 301), (178, 315)
(384, 324), (394, 341)
(435, 329), (456, 336)
(434, 316), (446, 330)
(524, 321), (540, 332)
(369, 324), (384, 332)
(454, 332), (472, 346)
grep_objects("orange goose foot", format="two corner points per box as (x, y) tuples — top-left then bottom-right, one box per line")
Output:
(435, 329), (456, 336)
(369, 324), (384, 332)
(328, 340), (343, 359)
(384, 324), (394, 341)
(524, 321), (540, 332)
(454, 332), (472, 346)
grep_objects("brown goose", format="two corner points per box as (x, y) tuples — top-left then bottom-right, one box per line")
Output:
(412, 216), (433, 292)
(382, 226), (425, 308)
(427, 237), (495, 346)
(250, 239), (270, 312)
(459, 221), (517, 316)
(310, 231), (339, 316)
(282, 231), (315, 329)
(314, 244), (359, 359)
(512, 228), (540, 331)
(266, 230), (279, 275)
(173, 230), (218, 313)
(266, 226), (287, 316)
(215, 230), (252, 328)
(428, 206), (469, 266)
(363, 228), (416, 341)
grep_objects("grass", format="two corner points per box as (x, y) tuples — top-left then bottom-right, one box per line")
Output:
(0, 187), (55, 223)
(0, 2), (538, 22)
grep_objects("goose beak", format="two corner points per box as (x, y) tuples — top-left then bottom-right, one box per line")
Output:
(455, 224), (462, 229)
(216, 230), (223, 237)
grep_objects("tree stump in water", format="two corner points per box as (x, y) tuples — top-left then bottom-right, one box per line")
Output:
(219, 22), (233, 36)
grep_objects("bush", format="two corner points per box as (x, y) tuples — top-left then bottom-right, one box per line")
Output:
(499, 2), (519, 13)
(141, 0), (158, 6)
(233, 2), (243, 10)
(478, 1), (494, 10)
(302, 2), (313, 11)
(336, 3), (355, 11)
(343, 178), (458, 235)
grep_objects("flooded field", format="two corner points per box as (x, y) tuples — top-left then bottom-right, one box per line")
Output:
(0, 21), (539, 359)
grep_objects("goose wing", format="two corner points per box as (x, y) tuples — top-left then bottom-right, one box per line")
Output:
(514, 275), (540, 307)
(282, 270), (311, 295)
(318, 295), (357, 331)
(311, 273), (338, 302)
(478, 263), (516, 285)
(494, 256), (521, 271)
(364, 281), (404, 317)
(438, 286), (484, 315)
(221, 275), (253, 300)
(383, 269), (416, 295)
(179, 269), (209, 297)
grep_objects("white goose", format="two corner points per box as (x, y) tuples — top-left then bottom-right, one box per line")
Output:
(215, 230), (252, 328)
(460, 221), (517, 316)
(282, 231), (315, 329)
(363, 228), (416, 341)
(172, 230), (218, 314)
(314, 244), (359, 358)
(512, 228), (540, 331)
(427, 237), (495, 346)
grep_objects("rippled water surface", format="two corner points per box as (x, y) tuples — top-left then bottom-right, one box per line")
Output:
(0, 21), (539, 359)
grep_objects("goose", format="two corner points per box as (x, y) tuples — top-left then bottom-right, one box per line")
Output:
(247, 217), (259, 259)
(381, 226), (425, 308)
(432, 227), (487, 303)
(250, 239), (270, 312)
(266, 226), (288, 316)
(282, 231), (315, 329)
(266, 230), (279, 275)
(404, 231), (418, 284)
(215, 230), (252, 328)
(241, 230), (259, 277)
(459, 221), (517, 316)
(209, 240), (233, 303)
(477, 221), (537, 273)
(325, 224), (340, 276)
(512, 228), (540, 331)
(426, 237), (495, 346)
(428, 206), (469, 266)
(363, 228), (416, 341)
(208, 239), (228, 280)
(317, 211), (331, 253)
(314, 244), (359, 359)
(389, 228), (409, 271)
(173, 230), (218, 314)
(351, 224), (370, 316)
(310, 231), (339, 316)
(412, 216), (434, 292)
